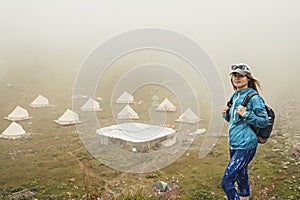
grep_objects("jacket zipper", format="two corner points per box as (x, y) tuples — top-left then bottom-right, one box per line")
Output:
(232, 92), (240, 121)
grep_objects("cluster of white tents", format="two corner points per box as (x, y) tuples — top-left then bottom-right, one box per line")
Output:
(54, 98), (101, 125)
(1, 94), (52, 139)
(1, 94), (101, 139)
(115, 92), (201, 124)
(1, 91), (201, 140)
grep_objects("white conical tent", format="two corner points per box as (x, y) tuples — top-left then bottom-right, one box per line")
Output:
(4, 106), (30, 121)
(118, 105), (139, 119)
(175, 108), (201, 124)
(29, 94), (49, 108)
(1, 122), (26, 139)
(156, 98), (176, 112)
(116, 91), (134, 104)
(54, 109), (81, 125)
(80, 98), (101, 111)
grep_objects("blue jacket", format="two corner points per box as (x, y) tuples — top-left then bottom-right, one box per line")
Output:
(223, 88), (268, 150)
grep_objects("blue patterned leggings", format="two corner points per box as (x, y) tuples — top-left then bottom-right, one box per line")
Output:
(221, 148), (256, 200)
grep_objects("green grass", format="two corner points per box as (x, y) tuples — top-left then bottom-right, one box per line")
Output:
(2, 127), (297, 200)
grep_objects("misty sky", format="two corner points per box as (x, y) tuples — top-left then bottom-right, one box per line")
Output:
(0, 0), (299, 105)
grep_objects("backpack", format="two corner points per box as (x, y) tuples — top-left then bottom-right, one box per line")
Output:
(227, 91), (275, 144)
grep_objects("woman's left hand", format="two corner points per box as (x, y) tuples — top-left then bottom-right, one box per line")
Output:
(236, 105), (247, 116)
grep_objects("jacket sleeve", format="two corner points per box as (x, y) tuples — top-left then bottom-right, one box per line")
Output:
(241, 95), (268, 128)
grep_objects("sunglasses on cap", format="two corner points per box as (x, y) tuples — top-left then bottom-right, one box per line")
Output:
(231, 64), (250, 71)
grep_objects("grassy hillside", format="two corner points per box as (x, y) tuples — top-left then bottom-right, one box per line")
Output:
(0, 96), (299, 200)
(0, 70), (299, 199)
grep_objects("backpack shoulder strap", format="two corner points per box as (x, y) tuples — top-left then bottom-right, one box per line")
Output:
(241, 91), (258, 107)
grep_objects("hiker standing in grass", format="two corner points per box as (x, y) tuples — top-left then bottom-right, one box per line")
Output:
(221, 63), (268, 200)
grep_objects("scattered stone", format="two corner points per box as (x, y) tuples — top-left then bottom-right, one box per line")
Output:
(272, 148), (281, 152)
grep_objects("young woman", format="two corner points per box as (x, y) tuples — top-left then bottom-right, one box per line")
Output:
(221, 63), (269, 200)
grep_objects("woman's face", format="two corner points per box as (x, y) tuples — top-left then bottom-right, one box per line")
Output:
(231, 73), (249, 90)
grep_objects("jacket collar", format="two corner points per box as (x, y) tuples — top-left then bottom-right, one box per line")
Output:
(236, 87), (255, 95)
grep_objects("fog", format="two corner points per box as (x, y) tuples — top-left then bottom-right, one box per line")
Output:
(0, 0), (299, 107)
